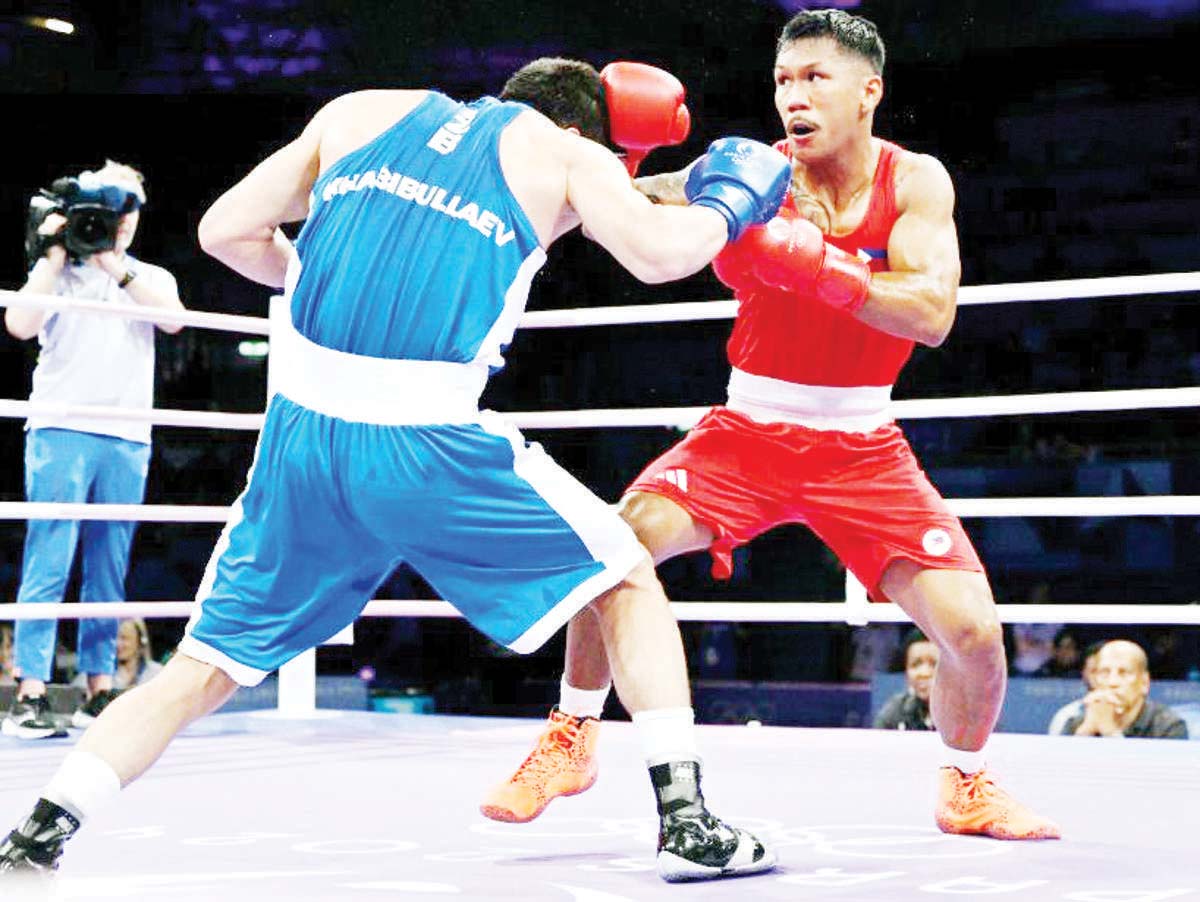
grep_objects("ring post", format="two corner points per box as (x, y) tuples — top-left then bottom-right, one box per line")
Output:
(844, 570), (870, 627)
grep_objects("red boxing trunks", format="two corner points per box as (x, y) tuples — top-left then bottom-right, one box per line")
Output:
(626, 406), (984, 597)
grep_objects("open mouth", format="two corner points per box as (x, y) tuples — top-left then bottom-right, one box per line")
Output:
(789, 120), (816, 138)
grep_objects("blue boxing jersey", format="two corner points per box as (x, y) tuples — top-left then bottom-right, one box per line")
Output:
(288, 92), (546, 370)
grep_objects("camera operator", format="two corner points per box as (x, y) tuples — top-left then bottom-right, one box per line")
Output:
(3, 160), (184, 740)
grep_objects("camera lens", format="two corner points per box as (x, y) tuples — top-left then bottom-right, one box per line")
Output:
(64, 206), (119, 257)
(73, 212), (108, 245)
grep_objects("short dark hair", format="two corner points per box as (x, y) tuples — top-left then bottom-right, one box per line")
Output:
(499, 57), (609, 146)
(892, 628), (932, 671)
(777, 9), (885, 74)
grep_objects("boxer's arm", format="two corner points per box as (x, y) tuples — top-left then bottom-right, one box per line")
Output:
(198, 103), (328, 288)
(566, 138), (728, 283)
(856, 153), (961, 347)
(634, 163), (696, 206)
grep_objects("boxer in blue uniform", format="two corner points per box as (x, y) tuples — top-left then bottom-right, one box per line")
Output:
(0, 59), (789, 883)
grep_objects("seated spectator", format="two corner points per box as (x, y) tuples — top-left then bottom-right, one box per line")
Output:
(1062, 640), (1188, 739)
(1009, 583), (1061, 676)
(873, 630), (938, 731)
(0, 624), (14, 685)
(1035, 628), (1083, 678)
(1047, 640), (1103, 735)
(849, 623), (902, 682)
(70, 618), (163, 727)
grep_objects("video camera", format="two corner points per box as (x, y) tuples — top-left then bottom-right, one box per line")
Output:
(24, 173), (144, 268)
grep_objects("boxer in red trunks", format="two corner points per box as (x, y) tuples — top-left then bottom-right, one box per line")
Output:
(481, 9), (1060, 841)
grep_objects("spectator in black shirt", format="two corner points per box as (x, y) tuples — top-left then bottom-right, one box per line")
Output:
(874, 630), (938, 731)
(1063, 640), (1187, 739)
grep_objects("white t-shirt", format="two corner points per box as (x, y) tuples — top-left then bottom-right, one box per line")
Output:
(26, 256), (177, 445)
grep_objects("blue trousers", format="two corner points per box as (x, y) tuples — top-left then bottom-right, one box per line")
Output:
(15, 428), (150, 682)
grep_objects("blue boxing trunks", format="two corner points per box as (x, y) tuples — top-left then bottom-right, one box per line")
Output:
(178, 311), (644, 686)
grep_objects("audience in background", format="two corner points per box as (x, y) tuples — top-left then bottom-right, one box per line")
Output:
(849, 623), (903, 682)
(1047, 641), (1104, 735)
(873, 630), (938, 731)
(1008, 583), (1062, 676)
(68, 618), (164, 727)
(1035, 628), (1083, 678)
(1061, 640), (1188, 739)
(0, 625), (13, 686)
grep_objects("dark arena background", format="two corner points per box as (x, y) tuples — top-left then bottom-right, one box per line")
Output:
(0, 2), (1198, 899)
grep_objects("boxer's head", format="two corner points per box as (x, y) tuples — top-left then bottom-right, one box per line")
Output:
(773, 9), (885, 158)
(777, 9), (885, 74)
(500, 57), (608, 147)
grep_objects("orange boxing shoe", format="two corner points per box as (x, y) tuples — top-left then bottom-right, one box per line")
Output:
(935, 767), (1062, 840)
(479, 707), (600, 823)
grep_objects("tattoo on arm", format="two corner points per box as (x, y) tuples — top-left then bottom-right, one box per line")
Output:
(634, 170), (689, 206)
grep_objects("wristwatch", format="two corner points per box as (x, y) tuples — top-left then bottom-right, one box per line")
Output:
(117, 269), (138, 289)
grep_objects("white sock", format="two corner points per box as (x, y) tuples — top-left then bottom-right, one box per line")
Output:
(558, 677), (610, 720)
(43, 751), (122, 822)
(941, 745), (986, 775)
(632, 707), (699, 766)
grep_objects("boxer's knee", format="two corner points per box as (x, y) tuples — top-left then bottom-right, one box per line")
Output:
(153, 653), (240, 717)
(618, 491), (709, 562)
(884, 564), (1003, 664)
(590, 551), (662, 614)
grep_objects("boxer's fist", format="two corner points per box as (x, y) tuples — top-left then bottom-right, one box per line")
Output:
(684, 139), (789, 242)
(736, 215), (872, 313)
(601, 62), (691, 176)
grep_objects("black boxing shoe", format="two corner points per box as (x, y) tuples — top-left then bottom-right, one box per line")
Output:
(0, 799), (80, 875)
(649, 760), (776, 882)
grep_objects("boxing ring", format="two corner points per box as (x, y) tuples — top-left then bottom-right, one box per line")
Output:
(1, 272), (1199, 900)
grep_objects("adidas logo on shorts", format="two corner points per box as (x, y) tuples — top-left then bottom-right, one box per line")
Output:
(659, 468), (689, 492)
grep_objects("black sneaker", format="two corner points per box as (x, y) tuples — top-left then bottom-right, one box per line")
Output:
(70, 689), (121, 729)
(0, 798), (80, 874)
(1, 697), (67, 741)
(649, 760), (776, 882)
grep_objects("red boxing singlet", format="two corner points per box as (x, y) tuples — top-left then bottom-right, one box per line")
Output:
(726, 138), (914, 388)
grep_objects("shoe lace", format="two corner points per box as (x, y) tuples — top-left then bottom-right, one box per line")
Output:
(961, 770), (1007, 804)
(512, 715), (584, 782)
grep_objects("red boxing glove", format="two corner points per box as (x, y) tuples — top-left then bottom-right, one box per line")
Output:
(712, 230), (764, 295)
(737, 215), (872, 313)
(600, 62), (691, 176)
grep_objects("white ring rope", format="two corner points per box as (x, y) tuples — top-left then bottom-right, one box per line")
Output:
(2, 600), (1199, 626)
(1, 495), (1197, 523)
(1, 386), (1197, 434)
(0, 502), (230, 522)
(0, 399), (263, 431)
(518, 271), (1200, 328)
(3, 271), (1197, 335)
(0, 289), (270, 335)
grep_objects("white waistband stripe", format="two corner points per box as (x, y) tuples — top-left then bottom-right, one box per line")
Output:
(268, 300), (486, 425)
(725, 368), (894, 432)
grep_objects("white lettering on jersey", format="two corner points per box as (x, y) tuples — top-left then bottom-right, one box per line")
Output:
(426, 106), (479, 155)
(321, 164), (517, 247)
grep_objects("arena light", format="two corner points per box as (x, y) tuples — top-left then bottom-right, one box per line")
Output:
(26, 16), (75, 35)
(238, 339), (270, 358)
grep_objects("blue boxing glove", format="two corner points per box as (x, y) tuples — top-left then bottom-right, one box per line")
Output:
(684, 138), (790, 242)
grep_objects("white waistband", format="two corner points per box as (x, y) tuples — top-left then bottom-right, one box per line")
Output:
(269, 304), (486, 426)
(725, 367), (894, 432)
